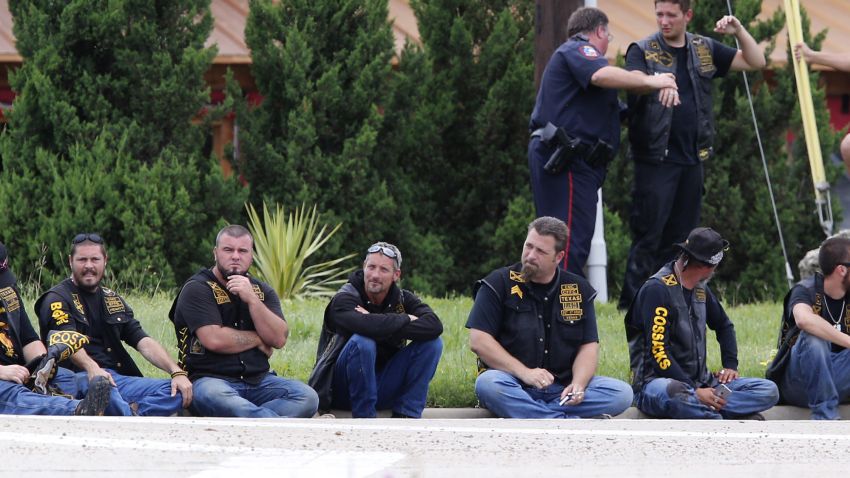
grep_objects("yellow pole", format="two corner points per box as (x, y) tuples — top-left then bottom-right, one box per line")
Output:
(785, 0), (832, 234)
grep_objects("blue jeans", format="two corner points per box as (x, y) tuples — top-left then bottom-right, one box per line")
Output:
(0, 379), (81, 415)
(52, 367), (181, 416)
(636, 377), (779, 419)
(780, 331), (850, 420)
(331, 335), (443, 418)
(191, 372), (318, 418)
(475, 370), (633, 418)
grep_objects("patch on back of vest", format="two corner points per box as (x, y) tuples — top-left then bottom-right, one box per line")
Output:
(252, 284), (264, 302)
(695, 288), (706, 303)
(560, 283), (583, 322)
(661, 274), (678, 286)
(105, 296), (125, 314)
(207, 281), (231, 304)
(693, 38), (715, 74)
(0, 287), (19, 312)
(509, 270), (525, 283)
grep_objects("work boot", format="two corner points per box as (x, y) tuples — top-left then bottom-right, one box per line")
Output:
(74, 376), (111, 416)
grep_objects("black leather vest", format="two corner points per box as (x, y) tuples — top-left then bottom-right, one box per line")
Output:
(627, 32), (716, 163)
(627, 263), (713, 390)
(35, 278), (142, 377)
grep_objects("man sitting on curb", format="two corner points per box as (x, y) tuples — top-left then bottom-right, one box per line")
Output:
(467, 217), (633, 418)
(309, 242), (443, 418)
(626, 227), (779, 419)
(37, 233), (191, 416)
(767, 236), (850, 419)
(0, 242), (113, 415)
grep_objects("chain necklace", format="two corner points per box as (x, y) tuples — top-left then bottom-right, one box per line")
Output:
(825, 296), (845, 331)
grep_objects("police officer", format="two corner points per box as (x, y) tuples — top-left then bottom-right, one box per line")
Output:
(625, 227), (778, 419)
(528, 6), (677, 276)
(466, 217), (633, 418)
(618, 0), (765, 309)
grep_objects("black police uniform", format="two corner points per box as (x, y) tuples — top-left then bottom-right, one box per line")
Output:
(466, 263), (598, 384)
(528, 34), (620, 276)
(618, 33), (737, 308)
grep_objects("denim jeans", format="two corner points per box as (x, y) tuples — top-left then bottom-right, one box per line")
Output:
(475, 369), (634, 418)
(331, 335), (443, 418)
(780, 331), (850, 420)
(52, 367), (181, 416)
(0, 379), (82, 415)
(191, 372), (318, 418)
(636, 376), (779, 419)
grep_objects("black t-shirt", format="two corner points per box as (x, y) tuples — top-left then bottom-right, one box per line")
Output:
(625, 37), (737, 164)
(176, 279), (283, 333)
(78, 289), (116, 369)
(788, 284), (850, 353)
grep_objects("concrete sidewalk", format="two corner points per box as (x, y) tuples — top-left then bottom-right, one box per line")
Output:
(326, 405), (844, 420)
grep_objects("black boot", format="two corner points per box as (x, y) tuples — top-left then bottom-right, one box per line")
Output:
(74, 376), (111, 416)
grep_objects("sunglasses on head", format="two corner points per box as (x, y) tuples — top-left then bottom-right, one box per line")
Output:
(368, 244), (399, 266)
(72, 233), (104, 245)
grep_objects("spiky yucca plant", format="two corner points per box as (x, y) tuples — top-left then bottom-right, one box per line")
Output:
(246, 202), (355, 299)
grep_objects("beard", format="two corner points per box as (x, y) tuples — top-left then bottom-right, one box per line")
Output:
(520, 261), (540, 282)
(216, 262), (243, 279)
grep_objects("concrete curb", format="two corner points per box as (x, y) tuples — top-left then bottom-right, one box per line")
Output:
(326, 405), (844, 420)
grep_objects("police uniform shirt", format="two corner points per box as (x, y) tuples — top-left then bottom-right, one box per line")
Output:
(625, 38), (736, 165)
(466, 267), (599, 385)
(529, 36), (620, 150)
(788, 284), (850, 353)
(38, 288), (148, 371)
(0, 302), (38, 366)
(632, 279), (737, 387)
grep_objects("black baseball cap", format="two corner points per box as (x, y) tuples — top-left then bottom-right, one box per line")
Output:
(674, 227), (730, 266)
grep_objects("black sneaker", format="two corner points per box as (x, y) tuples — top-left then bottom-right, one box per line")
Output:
(74, 376), (111, 416)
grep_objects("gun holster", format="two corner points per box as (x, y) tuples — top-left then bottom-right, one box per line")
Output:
(535, 123), (583, 175)
(585, 139), (615, 169)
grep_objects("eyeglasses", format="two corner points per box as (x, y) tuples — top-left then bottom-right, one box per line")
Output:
(72, 233), (104, 245)
(598, 26), (613, 42)
(368, 244), (400, 267)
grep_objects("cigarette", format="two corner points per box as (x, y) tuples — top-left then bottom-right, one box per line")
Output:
(559, 391), (584, 405)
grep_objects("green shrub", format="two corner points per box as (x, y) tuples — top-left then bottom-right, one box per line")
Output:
(246, 202), (355, 299)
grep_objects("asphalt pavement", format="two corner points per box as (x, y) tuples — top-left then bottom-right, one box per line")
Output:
(6, 415), (850, 477)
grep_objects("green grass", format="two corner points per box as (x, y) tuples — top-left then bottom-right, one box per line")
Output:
(23, 292), (784, 408)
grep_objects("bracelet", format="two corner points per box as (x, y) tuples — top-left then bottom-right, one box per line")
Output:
(170, 370), (188, 379)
